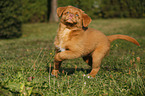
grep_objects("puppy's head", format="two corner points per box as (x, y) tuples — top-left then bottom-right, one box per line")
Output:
(57, 6), (92, 28)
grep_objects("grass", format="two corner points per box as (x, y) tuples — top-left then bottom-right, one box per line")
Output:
(0, 19), (145, 95)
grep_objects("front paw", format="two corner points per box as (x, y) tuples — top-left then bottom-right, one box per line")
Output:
(55, 53), (62, 61)
(51, 70), (60, 78)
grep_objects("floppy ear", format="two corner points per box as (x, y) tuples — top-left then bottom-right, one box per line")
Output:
(82, 14), (92, 27)
(57, 7), (67, 17)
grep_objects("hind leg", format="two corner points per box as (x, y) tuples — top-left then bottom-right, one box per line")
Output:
(82, 54), (103, 78)
(83, 55), (92, 67)
(88, 46), (109, 78)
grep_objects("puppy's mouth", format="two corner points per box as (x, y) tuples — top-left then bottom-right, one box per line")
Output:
(64, 15), (77, 24)
(65, 18), (77, 24)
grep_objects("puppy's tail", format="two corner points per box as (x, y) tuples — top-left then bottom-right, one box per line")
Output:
(107, 35), (140, 46)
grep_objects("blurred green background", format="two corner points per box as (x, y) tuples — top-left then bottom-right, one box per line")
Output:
(0, 0), (144, 38)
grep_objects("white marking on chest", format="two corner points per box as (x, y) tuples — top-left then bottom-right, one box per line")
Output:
(59, 47), (66, 52)
(57, 28), (71, 52)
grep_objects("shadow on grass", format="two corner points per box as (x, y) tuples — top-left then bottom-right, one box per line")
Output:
(102, 66), (123, 72)
(46, 66), (123, 76)
(46, 66), (91, 75)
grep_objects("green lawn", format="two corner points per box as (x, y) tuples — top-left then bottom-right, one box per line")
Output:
(0, 19), (145, 95)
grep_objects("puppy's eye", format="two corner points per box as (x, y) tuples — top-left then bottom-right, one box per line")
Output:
(76, 14), (79, 17)
(66, 12), (69, 14)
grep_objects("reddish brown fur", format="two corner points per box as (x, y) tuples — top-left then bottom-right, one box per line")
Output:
(51, 6), (140, 78)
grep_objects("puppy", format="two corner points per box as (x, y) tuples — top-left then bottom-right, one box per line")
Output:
(51, 6), (140, 78)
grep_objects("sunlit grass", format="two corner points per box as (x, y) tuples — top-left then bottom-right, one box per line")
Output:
(0, 19), (145, 95)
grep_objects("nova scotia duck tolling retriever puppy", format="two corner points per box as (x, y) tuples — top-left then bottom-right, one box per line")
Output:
(51, 6), (140, 78)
